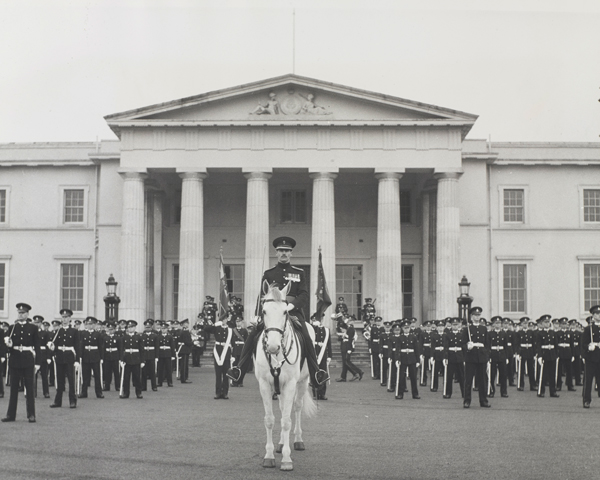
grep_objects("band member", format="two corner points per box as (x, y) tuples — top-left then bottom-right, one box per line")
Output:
(203, 296), (218, 327)
(102, 322), (121, 391)
(536, 315), (559, 398)
(2, 303), (40, 423)
(503, 318), (517, 386)
(205, 315), (233, 399)
(361, 298), (376, 323)
(157, 321), (175, 387)
(141, 319), (159, 391)
(227, 237), (329, 387)
(570, 319), (583, 386)
(49, 308), (81, 409)
(335, 297), (348, 317)
(488, 316), (508, 398)
(79, 316), (105, 399)
(582, 306), (600, 408)
(230, 317), (248, 387)
(393, 319), (421, 400)
(463, 306), (491, 408)
(442, 317), (465, 399)
(419, 321), (433, 387)
(177, 319), (193, 384)
(387, 322), (402, 391)
(336, 315), (364, 382)
(119, 320), (145, 399)
(517, 318), (538, 391)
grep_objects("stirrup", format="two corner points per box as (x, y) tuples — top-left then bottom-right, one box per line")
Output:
(226, 367), (241, 382)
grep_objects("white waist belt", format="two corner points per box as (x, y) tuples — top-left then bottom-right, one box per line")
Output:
(400, 348), (415, 353)
(449, 347), (462, 352)
(541, 345), (554, 349)
(521, 343), (532, 348)
(435, 347), (444, 351)
(160, 346), (171, 350)
(472, 343), (485, 348)
(84, 346), (98, 350)
(491, 346), (504, 350)
(125, 348), (139, 353)
(105, 348), (118, 352)
(145, 346), (155, 350)
(558, 343), (570, 348)
(13, 346), (34, 352)
(40, 346), (46, 350)
(215, 341), (227, 346)
(58, 346), (75, 352)
(423, 343), (431, 347)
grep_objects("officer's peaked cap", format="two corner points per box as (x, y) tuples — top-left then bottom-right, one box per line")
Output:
(273, 236), (296, 250)
(17, 303), (32, 312)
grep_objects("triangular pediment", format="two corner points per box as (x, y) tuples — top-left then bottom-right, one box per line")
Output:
(105, 74), (477, 135)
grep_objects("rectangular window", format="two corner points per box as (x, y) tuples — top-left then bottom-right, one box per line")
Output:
(503, 189), (524, 223)
(61, 263), (84, 312)
(0, 189), (6, 223)
(336, 265), (363, 320)
(224, 264), (245, 304)
(400, 191), (411, 224)
(503, 264), (526, 313)
(280, 190), (307, 224)
(173, 264), (179, 320)
(0, 263), (5, 312)
(583, 189), (600, 223)
(63, 189), (85, 223)
(402, 264), (413, 318)
(584, 264), (600, 312)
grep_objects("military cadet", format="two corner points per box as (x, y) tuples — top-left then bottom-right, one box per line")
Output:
(419, 321), (433, 387)
(582, 306), (600, 408)
(429, 321), (445, 392)
(177, 319), (193, 384)
(33, 316), (51, 399)
(380, 320), (393, 387)
(170, 321), (181, 374)
(102, 321), (121, 391)
(393, 319), (421, 400)
(119, 320), (145, 399)
(536, 314), (559, 398)
(517, 318), (538, 391)
(503, 318), (517, 386)
(79, 316), (104, 399)
(442, 317), (465, 399)
(570, 319), (583, 386)
(202, 296), (218, 326)
(463, 306), (491, 408)
(230, 297), (244, 322)
(556, 317), (576, 392)
(115, 319), (127, 337)
(488, 316), (509, 398)
(140, 319), (159, 392)
(49, 308), (81, 409)
(386, 322), (402, 392)
(361, 298), (376, 324)
(227, 237), (329, 388)
(336, 314), (364, 382)
(0, 321), (7, 398)
(157, 321), (175, 387)
(311, 314), (332, 400)
(230, 317), (248, 387)
(47, 319), (60, 388)
(191, 317), (205, 367)
(369, 316), (383, 380)
(2, 303), (41, 423)
(205, 315), (233, 399)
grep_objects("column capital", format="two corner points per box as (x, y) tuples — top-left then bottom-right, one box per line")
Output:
(434, 170), (463, 181)
(118, 170), (148, 181)
(244, 171), (272, 181)
(242, 167), (273, 174)
(178, 171), (208, 181)
(309, 171), (338, 181)
(374, 171), (403, 181)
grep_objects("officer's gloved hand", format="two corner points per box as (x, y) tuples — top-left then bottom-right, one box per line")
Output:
(5, 338), (12, 347)
(34, 365), (40, 373)
(443, 359), (448, 367)
(327, 357), (331, 364)
(467, 342), (474, 350)
(285, 303), (294, 313)
(378, 354), (383, 359)
(47, 359), (51, 364)
(141, 363), (145, 369)
(74, 361), (80, 369)
(0, 357), (4, 363)
(589, 344), (596, 351)
(538, 357), (543, 365)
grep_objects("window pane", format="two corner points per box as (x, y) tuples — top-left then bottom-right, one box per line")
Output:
(503, 264), (526, 313)
(0, 263), (5, 311)
(400, 191), (411, 224)
(336, 265), (362, 319)
(402, 265), (413, 318)
(0, 190), (5, 223)
(61, 263), (84, 311)
(584, 264), (600, 311)
(280, 190), (307, 224)
(504, 189), (524, 222)
(64, 189), (84, 223)
(281, 191), (293, 223)
(223, 264), (245, 305)
(173, 264), (179, 319)
(584, 190), (600, 222)
(295, 191), (307, 223)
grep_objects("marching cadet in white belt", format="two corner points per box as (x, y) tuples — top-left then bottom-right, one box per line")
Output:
(311, 314), (332, 400)
(387, 322), (402, 392)
(555, 317), (576, 392)
(516, 318), (538, 391)
(393, 319), (421, 400)
(119, 320), (145, 399)
(442, 317), (465, 400)
(49, 308), (81, 409)
(101, 321), (122, 392)
(502, 318), (517, 386)
(177, 319), (193, 384)
(157, 321), (175, 387)
(535, 315), (559, 398)
(369, 316), (383, 380)
(2, 303), (41, 423)
(79, 316), (104, 399)
(462, 306), (491, 408)
(488, 316), (509, 398)
(141, 319), (159, 392)
(429, 321), (445, 392)
(419, 321), (433, 387)
(379, 320), (393, 387)
(204, 316), (233, 399)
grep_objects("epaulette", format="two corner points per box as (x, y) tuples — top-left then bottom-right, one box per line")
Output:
(265, 265), (277, 272)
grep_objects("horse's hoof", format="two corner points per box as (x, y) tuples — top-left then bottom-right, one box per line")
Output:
(293, 442), (305, 451)
(280, 462), (294, 471)
(275, 444), (284, 454)
(262, 458), (276, 468)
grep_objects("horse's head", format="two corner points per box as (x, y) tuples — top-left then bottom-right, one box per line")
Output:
(262, 281), (291, 355)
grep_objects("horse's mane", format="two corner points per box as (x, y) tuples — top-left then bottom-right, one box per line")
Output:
(264, 283), (286, 303)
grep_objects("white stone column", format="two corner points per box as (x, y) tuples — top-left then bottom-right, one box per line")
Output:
(153, 191), (164, 320)
(375, 171), (404, 321)
(243, 170), (271, 322)
(421, 191), (430, 323)
(310, 171), (337, 330)
(435, 171), (462, 319)
(119, 171), (148, 324)
(177, 171), (207, 322)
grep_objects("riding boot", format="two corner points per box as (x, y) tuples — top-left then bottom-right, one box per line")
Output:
(226, 324), (263, 383)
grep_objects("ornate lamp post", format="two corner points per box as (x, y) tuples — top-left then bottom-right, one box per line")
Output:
(457, 275), (473, 322)
(103, 274), (120, 322)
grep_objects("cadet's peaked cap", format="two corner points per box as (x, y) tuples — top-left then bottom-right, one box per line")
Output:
(60, 308), (73, 316)
(520, 316), (531, 323)
(42, 321), (50, 326)
(451, 317), (461, 324)
(73, 319), (82, 325)
(118, 319), (127, 325)
(559, 318), (568, 324)
(392, 322), (401, 329)
(51, 319), (61, 325)
(181, 318), (190, 324)
(338, 297), (344, 301)
(470, 306), (483, 315)
(33, 315), (44, 322)
(590, 305), (600, 315)
(383, 320), (392, 326)
(374, 316), (382, 322)
(491, 316), (503, 324)
(127, 320), (138, 327)
(273, 236), (296, 250)
(538, 314), (552, 322)
(365, 298), (372, 302)
(1, 321), (9, 327)
(585, 316), (593, 324)
(16, 303), (32, 312)
(84, 316), (97, 324)
(144, 318), (154, 326)
(106, 321), (116, 328)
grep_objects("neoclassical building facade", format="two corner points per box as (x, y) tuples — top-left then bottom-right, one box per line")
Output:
(0, 75), (598, 328)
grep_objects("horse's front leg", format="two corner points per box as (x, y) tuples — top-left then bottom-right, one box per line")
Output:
(292, 379), (307, 450)
(278, 381), (296, 471)
(259, 379), (276, 468)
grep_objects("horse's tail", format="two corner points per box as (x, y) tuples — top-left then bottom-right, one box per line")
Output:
(302, 388), (318, 418)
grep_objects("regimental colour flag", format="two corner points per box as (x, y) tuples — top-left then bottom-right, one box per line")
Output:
(219, 250), (230, 320)
(315, 250), (332, 320)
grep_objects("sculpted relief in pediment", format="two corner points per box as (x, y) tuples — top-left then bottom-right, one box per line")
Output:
(250, 89), (331, 116)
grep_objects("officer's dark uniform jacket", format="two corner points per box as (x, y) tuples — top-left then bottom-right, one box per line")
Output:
(177, 328), (193, 355)
(52, 326), (81, 364)
(572, 329), (582, 357)
(120, 333), (144, 365)
(204, 322), (233, 360)
(393, 333), (420, 365)
(262, 262), (308, 321)
(157, 331), (175, 358)
(232, 327), (248, 358)
(203, 301), (218, 323)
(335, 302), (348, 317)
(313, 324), (332, 364)
(443, 330), (465, 363)
(536, 329), (558, 361)
(37, 328), (51, 365)
(80, 330), (104, 363)
(462, 324), (489, 363)
(341, 324), (357, 353)
(488, 329), (508, 362)
(430, 331), (445, 362)
(7, 322), (41, 368)
(369, 323), (382, 354)
(503, 329), (515, 359)
(102, 333), (121, 361)
(141, 331), (159, 362)
(380, 329), (393, 359)
(555, 329), (574, 360)
(420, 330), (432, 358)
(517, 329), (536, 359)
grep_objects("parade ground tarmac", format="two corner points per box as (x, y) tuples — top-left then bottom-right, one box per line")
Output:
(1, 365), (599, 480)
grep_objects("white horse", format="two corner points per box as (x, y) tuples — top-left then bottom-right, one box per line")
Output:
(255, 282), (318, 471)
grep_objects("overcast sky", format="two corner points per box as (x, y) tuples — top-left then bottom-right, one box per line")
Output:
(1, 0), (599, 144)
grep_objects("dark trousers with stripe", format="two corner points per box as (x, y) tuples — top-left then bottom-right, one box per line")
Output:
(54, 362), (77, 406)
(6, 365), (35, 419)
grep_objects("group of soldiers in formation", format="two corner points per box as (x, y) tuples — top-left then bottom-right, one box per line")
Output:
(337, 297), (600, 408)
(0, 294), (252, 423)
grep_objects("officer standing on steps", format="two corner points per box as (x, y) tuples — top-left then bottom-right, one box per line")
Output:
(227, 236), (330, 387)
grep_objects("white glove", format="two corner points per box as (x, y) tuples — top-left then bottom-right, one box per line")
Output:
(538, 357), (543, 365)
(74, 361), (80, 368)
(231, 357), (236, 364)
(47, 341), (55, 351)
(5, 338), (13, 348)
(467, 342), (474, 350)
(395, 361), (400, 367)
(141, 362), (145, 368)
(506, 359), (509, 365)
(589, 344), (596, 351)
(379, 354), (383, 359)
(120, 361), (125, 368)
(34, 365), (40, 373)
(327, 357), (331, 364)
(347, 350), (352, 355)
(47, 359), (51, 364)
(0, 357), (5, 363)
(443, 359), (448, 367)
(285, 303), (294, 312)
(416, 363), (420, 369)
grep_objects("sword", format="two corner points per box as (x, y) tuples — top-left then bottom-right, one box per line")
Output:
(100, 359), (104, 389)
(538, 359), (544, 396)
(517, 356), (522, 389)
(430, 360), (435, 390)
(5, 352), (9, 386)
(555, 358), (559, 386)
(175, 345), (183, 379)
(420, 355), (425, 385)
(370, 350), (374, 379)
(443, 361), (448, 396)
(119, 362), (125, 396)
(34, 368), (38, 398)
(395, 360), (401, 397)
(387, 358), (392, 390)
(380, 354), (384, 383)
(487, 361), (492, 396)
(53, 358), (58, 392)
